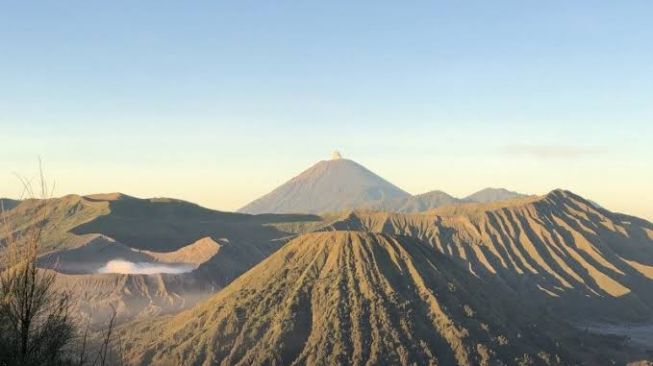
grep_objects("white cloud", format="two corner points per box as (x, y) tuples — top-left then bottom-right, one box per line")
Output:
(97, 259), (194, 275)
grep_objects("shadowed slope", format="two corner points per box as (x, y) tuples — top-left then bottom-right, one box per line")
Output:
(119, 231), (616, 366)
(0, 198), (20, 211)
(1, 194), (318, 297)
(0, 193), (317, 256)
(52, 268), (210, 326)
(38, 235), (222, 274)
(0, 194), (322, 325)
(38, 235), (155, 274)
(38, 235), (231, 325)
(71, 195), (312, 251)
(238, 158), (410, 214)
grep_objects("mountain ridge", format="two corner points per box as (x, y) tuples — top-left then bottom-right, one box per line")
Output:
(238, 155), (531, 214)
(321, 189), (653, 321)
(119, 231), (627, 365)
(0, 194), (321, 325)
(464, 187), (528, 203)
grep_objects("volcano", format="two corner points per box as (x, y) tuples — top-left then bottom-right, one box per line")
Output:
(118, 231), (623, 366)
(239, 153), (410, 214)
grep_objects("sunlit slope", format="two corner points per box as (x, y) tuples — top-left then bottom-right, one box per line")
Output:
(120, 231), (615, 366)
(0, 195), (112, 260)
(326, 190), (653, 319)
(143, 236), (222, 266)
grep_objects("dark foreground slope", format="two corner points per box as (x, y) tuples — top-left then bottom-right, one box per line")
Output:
(119, 232), (623, 366)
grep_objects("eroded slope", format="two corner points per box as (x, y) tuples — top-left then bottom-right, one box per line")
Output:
(325, 190), (653, 320)
(119, 231), (618, 366)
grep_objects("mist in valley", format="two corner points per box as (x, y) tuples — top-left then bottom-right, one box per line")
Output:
(97, 259), (195, 275)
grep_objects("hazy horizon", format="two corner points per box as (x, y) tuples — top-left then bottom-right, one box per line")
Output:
(1, 1), (651, 220)
(2, 153), (651, 221)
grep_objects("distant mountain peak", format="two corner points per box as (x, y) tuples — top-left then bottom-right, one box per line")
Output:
(464, 187), (527, 203)
(238, 156), (540, 214)
(238, 157), (409, 214)
(415, 189), (457, 198)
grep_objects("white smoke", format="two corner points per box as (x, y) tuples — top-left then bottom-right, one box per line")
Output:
(97, 259), (194, 274)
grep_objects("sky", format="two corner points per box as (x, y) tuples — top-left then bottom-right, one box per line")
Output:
(1, 1), (652, 220)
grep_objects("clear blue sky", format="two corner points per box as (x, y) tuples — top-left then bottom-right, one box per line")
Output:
(1, 1), (652, 219)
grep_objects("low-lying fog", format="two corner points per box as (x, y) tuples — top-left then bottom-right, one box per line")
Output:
(97, 259), (194, 274)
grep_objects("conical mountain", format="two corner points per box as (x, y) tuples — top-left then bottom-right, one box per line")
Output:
(119, 231), (618, 366)
(239, 154), (410, 214)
